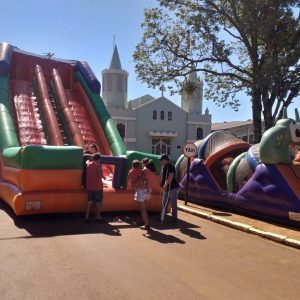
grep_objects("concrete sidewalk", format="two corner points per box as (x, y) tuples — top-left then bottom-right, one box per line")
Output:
(178, 200), (300, 250)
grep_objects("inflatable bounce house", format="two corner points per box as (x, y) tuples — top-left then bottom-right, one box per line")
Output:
(0, 42), (162, 216)
(177, 112), (300, 225)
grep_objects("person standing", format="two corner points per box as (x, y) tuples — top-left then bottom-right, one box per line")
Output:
(82, 143), (99, 188)
(142, 159), (156, 201)
(84, 153), (106, 223)
(160, 154), (180, 223)
(128, 160), (151, 230)
(140, 159), (157, 229)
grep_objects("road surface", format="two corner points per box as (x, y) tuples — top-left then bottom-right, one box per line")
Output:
(0, 201), (300, 300)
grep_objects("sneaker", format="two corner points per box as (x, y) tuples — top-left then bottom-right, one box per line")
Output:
(140, 224), (151, 230)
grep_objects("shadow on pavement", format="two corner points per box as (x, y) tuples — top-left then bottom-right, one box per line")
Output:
(0, 201), (122, 238)
(179, 225), (206, 240)
(0, 201), (206, 241)
(16, 215), (122, 238)
(144, 215), (207, 242)
(142, 229), (185, 244)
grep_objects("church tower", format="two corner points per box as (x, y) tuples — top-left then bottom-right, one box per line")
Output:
(102, 45), (128, 109)
(181, 70), (203, 114)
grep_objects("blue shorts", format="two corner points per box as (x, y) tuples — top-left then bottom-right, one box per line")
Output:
(88, 190), (103, 204)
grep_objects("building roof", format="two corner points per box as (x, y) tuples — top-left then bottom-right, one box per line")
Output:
(129, 94), (155, 108)
(133, 96), (185, 113)
(212, 120), (253, 131)
(109, 45), (122, 70)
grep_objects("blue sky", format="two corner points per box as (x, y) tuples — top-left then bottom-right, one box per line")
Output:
(1, 0), (261, 123)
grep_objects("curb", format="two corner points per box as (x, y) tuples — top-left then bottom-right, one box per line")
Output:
(178, 205), (300, 250)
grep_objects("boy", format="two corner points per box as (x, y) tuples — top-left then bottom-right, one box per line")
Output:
(84, 153), (106, 223)
(81, 144), (99, 188)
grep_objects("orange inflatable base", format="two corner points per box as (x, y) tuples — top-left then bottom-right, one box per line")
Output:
(0, 181), (162, 216)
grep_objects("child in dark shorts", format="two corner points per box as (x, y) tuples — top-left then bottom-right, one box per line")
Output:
(84, 153), (106, 223)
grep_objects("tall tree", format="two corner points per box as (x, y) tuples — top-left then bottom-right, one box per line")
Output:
(133, 0), (300, 142)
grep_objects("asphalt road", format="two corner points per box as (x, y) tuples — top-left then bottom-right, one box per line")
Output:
(1, 201), (300, 300)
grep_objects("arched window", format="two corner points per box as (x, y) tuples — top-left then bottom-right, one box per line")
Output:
(153, 110), (157, 120)
(117, 76), (123, 92)
(168, 111), (172, 121)
(160, 111), (164, 120)
(107, 74), (112, 91)
(117, 123), (125, 140)
(196, 127), (203, 140)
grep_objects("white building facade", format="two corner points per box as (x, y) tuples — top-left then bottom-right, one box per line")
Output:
(101, 45), (212, 160)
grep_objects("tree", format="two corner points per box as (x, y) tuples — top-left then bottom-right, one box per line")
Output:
(133, 0), (300, 142)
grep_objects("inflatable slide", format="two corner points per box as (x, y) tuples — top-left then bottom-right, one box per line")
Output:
(178, 116), (300, 225)
(0, 42), (161, 215)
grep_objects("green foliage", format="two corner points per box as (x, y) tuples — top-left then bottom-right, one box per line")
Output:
(134, 0), (300, 142)
(182, 80), (197, 94)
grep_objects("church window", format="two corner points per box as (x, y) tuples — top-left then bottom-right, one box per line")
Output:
(117, 123), (125, 140)
(153, 110), (157, 120)
(160, 111), (164, 120)
(196, 127), (203, 140)
(117, 76), (122, 91)
(107, 74), (112, 91)
(168, 111), (172, 120)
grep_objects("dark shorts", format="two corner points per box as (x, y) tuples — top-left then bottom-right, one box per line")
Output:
(88, 190), (103, 204)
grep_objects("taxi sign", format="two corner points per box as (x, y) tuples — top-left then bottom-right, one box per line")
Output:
(182, 143), (197, 158)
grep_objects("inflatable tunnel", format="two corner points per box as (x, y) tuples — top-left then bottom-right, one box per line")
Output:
(197, 131), (250, 191)
(179, 119), (300, 225)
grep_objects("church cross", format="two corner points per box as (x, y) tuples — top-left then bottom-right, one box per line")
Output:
(159, 85), (166, 97)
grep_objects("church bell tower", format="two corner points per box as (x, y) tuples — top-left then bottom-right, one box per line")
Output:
(181, 70), (203, 114)
(102, 45), (128, 109)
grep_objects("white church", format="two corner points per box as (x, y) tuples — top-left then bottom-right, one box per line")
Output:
(101, 45), (212, 160)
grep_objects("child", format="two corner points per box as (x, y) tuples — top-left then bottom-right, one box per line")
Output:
(81, 144), (99, 188)
(141, 158), (156, 201)
(128, 160), (150, 230)
(84, 153), (106, 223)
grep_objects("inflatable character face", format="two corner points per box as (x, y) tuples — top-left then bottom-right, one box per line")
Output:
(260, 118), (300, 164)
(289, 121), (300, 144)
(276, 119), (300, 144)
